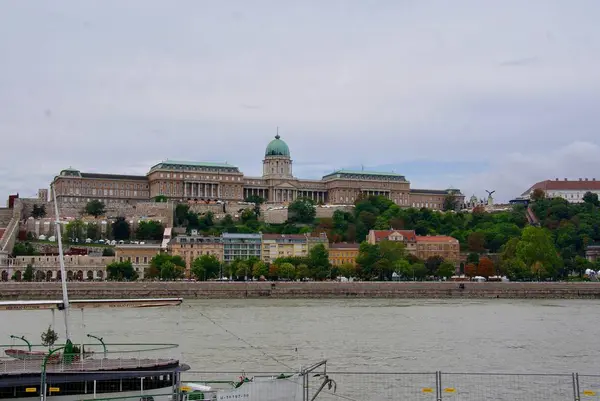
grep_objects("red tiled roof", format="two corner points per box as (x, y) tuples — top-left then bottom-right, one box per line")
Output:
(524, 179), (600, 195)
(416, 235), (458, 243)
(262, 234), (306, 240)
(371, 230), (417, 242)
(330, 243), (360, 249)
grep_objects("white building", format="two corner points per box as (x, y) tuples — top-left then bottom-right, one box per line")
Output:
(520, 178), (600, 203)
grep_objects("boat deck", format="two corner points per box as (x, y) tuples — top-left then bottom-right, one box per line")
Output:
(0, 358), (179, 376)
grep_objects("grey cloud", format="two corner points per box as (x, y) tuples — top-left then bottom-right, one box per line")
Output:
(1, 0), (600, 200)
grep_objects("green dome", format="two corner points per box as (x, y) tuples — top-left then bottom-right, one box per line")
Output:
(265, 134), (290, 157)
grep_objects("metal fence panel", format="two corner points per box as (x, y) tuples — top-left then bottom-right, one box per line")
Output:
(307, 372), (438, 401)
(440, 373), (575, 401)
(578, 375), (600, 399)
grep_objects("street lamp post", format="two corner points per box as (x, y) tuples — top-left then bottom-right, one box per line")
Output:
(87, 334), (107, 358)
(40, 345), (66, 401)
(10, 335), (31, 351)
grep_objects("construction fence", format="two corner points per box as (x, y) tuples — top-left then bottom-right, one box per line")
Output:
(180, 370), (600, 401)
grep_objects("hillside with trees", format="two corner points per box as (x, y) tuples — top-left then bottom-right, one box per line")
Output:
(171, 192), (600, 281)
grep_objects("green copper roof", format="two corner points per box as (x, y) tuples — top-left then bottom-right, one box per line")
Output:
(59, 167), (81, 177)
(331, 169), (404, 177)
(322, 170), (407, 182)
(149, 160), (239, 172)
(265, 134), (290, 157)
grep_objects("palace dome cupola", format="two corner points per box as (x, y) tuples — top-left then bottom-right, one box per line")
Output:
(265, 134), (290, 157)
(263, 133), (293, 178)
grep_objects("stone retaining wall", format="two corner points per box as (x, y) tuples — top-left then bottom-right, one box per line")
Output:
(2, 282), (600, 300)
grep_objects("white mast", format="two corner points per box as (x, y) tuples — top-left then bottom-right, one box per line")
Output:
(51, 183), (71, 341)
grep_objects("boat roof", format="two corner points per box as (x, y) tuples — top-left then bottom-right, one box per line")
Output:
(0, 298), (183, 311)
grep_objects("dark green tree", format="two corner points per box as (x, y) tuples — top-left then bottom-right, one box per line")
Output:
(136, 220), (164, 240)
(307, 243), (330, 279)
(86, 222), (100, 241)
(12, 242), (37, 256)
(23, 264), (35, 282)
(443, 193), (458, 211)
(85, 200), (106, 218)
(106, 261), (138, 281)
(583, 191), (600, 206)
(112, 217), (131, 241)
(436, 261), (456, 278)
(32, 204), (46, 219)
(287, 198), (316, 224)
(191, 254), (221, 281)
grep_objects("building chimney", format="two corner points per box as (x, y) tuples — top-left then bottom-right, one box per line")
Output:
(593, 178), (596, 181)
(564, 178), (568, 181)
(585, 178), (589, 181)
(579, 178), (583, 181)
(555, 178), (559, 181)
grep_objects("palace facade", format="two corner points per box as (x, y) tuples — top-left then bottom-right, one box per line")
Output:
(50, 135), (463, 209)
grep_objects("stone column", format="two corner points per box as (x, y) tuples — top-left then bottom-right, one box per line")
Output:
(218, 184), (221, 199)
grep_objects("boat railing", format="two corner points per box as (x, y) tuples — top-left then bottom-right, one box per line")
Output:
(0, 342), (180, 375)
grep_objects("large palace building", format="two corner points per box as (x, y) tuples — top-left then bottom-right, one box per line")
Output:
(51, 135), (463, 209)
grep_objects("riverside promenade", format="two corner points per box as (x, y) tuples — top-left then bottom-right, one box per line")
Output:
(1, 281), (600, 300)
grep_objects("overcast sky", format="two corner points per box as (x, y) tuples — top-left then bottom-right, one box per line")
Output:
(1, 1), (599, 203)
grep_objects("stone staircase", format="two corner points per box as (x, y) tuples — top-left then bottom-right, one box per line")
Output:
(0, 203), (23, 255)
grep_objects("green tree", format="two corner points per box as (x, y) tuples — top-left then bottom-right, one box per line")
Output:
(221, 214), (235, 228)
(516, 226), (562, 279)
(85, 200), (106, 218)
(425, 255), (444, 276)
(583, 191), (600, 206)
(252, 261), (269, 279)
(308, 243), (330, 279)
(531, 188), (545, 201)
(296, 263), (311, 280)
(102, 247), (115, 256)
(233, 259), (250, 279)
(112, 217), (131, 241)
(136, 220), (165, 240)
(191, 254), (221, 281)
(356, 242), (380, 279)
(148, 254), (186, 279)
(443, 193), (458, 211)
(394, 259), (412, 280)
(466, 252), (480, 265)
(278, 262), (296, 279)
(467, 232), (486, 253)
(65, 219), (85, 243)
(41, 326), (59, 347)
(106, 261), (138, 281)
(86, 222), (100, 241)
(154, 195), (168, 202)
(287, 198), (317, 224)
(32, 204), (46, 219)
(23, 264), (35, 282)
(436, 261), (456, 279)
(338, 263), (357, 278)
(12, 242), (37, 256)
(175, 204), (190, 227)
(159, 261), (184, 280)
(411, 263), (428, 280)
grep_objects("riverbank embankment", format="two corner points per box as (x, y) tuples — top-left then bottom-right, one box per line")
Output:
(1, 281), (600, 300)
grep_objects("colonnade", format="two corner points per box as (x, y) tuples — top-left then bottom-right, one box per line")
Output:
(361, 189), (391, 198)
(243, 188), (327, 203)
(244, 188), (269, 200)
(184, 182), (220, 199)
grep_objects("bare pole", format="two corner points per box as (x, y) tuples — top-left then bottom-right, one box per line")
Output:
(51, 183), (71, 341)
